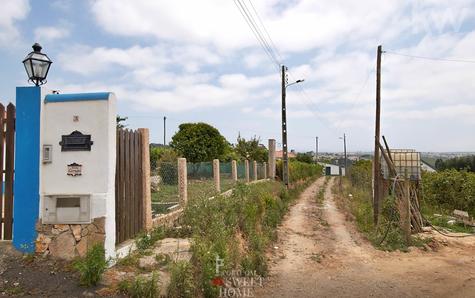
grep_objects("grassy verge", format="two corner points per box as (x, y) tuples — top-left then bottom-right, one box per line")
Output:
(334, 178), (432, 251)
(181, 176), (319, 297)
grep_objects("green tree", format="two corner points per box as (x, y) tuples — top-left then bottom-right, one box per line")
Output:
(234, 135), (268, 162)
(296, 152), (313, 163)
(170, 123), (229, 162)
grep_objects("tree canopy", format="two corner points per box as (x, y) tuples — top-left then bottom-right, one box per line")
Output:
(234, 135), (268, 162)
(170, 122), (229, 163)
(435, 155), (475, 172)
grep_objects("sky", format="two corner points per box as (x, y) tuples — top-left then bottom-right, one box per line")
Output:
(1, 0), (475, 153)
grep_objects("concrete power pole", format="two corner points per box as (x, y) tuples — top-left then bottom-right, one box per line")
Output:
(315, 136), (319, 163)
(163, 116), (167, 146)
(373, 45), (383, 225)
(343, 133), (347, 174)
(281, 65), (289, 187)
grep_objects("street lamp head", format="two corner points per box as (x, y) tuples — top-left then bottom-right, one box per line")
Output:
(296, 79), (304, 83)
(22, 43), (52, 86)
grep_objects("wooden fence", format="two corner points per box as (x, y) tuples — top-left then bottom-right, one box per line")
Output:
(115, 128), (151, 244)
(0, 103), (15, 240)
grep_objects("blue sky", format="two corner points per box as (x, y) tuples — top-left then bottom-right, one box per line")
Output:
(1, 0), (475, 152)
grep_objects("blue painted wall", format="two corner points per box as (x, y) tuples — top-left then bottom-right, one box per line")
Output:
(13, 86), (41, 253)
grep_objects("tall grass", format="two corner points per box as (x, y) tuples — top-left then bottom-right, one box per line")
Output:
(182, 176), (319, 297)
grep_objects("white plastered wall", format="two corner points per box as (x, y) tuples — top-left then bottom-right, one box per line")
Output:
(39, 93), (117, 259)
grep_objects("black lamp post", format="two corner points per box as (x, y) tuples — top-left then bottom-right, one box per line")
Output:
(22, 43), (52, 86)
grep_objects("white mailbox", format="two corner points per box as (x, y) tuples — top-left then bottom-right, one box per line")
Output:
(42, 195), (91, 224)
(39, 92), (117, 258)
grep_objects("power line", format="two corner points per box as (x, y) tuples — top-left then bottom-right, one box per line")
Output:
(233, 0), (280, 70)
(385, 50), (475, 64)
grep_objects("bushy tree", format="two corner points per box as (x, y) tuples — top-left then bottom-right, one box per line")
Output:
(234, 135), (268, 162)
(296, 153), (314, 163)
(170, 123), (229, 163)
(434, 156), (475, 172)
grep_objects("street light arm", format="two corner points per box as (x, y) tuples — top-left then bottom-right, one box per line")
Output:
(285, 79), (305, 89)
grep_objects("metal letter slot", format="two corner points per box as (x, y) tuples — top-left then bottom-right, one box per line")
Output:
(59, 130), (94, 151)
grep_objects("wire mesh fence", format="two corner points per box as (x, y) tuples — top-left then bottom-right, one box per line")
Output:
(220, 161), (235, 192)
(257, 162), (266, 180)
(237, 160), (247, 182)
(151, 160), (179, 216)
(187, 161), (216, 201)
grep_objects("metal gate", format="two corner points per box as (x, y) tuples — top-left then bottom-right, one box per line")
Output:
(0, 103), (15, 240)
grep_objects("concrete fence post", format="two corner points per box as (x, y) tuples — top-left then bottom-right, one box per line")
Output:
(268, 139), (276, 179)
(213, 159), (221, 192)
(253, 161), (258, 181)
(178, 158), (188, 207)
(245, 160), (250, 183)
(263, 162), (267, 179)
(139, 128), (152, 231)
(232, 160), (238, 182)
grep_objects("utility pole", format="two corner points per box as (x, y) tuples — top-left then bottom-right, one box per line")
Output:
(281, 65), (289, 187)
(373, 45), (383, 225)
(343, 133), (347, 175)
(315, 136), (319, 163)
(163, 116), (167, 146)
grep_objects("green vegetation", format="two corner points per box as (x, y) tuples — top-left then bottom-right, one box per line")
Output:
(435, 155), (475, 172)
(422, 169), (475, 218)
(167, 261), (196, 298)
(234, 135), (268, 162)
(73, 244), (109, 287)
(118, 272), (160, 298)
(337, 161), (429, 251)
(295, 152), (314, 163)
(135, 227), (166, 251)
(181, 175), (319, 297)
(170, 123), (229, 163)
(276, 160), (323, 183)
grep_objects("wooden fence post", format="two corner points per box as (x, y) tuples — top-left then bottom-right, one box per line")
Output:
(213, 159), (221, 192)
(263, 162), (267, 179)
(138, 128), (152, 231)
(268, 139), (276, 179)
(245, 160), (250, 183)
(232, 160), (238, 182)
(178, 158), (188, 206)
(253, 161), (258, 181)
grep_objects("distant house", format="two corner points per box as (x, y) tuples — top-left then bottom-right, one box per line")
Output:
(318, 162), (345, 176)
(275, 150), (297, 160)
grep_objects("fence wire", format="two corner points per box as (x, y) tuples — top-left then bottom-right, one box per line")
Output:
(220, 161), (235, 192)
(187, 161), (216, 201)
(151, 161), (179, 216)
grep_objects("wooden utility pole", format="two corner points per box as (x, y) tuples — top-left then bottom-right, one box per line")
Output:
(373, 45), (383, 225)
(281, 65), (289, 187)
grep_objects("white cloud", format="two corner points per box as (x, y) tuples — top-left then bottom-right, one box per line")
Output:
(34, 26), (70, 42)
(0, 0), (29, 45)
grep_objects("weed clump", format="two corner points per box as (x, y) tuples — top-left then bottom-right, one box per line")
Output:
(73, 244), (109, 287)
(118, 272), (159, 298)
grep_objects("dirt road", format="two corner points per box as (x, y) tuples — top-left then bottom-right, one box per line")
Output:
(256, 177), (475, 298)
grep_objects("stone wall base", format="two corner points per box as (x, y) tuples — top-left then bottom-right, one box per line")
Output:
(35, 217), (106, 260)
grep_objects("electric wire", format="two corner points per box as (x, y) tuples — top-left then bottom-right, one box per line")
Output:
(384, 50), (475, 64)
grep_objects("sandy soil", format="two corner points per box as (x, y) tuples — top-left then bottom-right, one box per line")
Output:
(256, 177), (475, 298)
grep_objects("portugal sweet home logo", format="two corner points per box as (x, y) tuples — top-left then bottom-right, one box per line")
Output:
(212, 255), (266, 297)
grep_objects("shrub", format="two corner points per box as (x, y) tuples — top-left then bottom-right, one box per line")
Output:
(118, 272), (159, 298)
(276, 160), (322, 183)
(422, 169), (475, 217)
(167, 261), (196, 298)
(158, 161), (178, 185)
(73, 244), (109, 287)
(348, 160), (372, 190)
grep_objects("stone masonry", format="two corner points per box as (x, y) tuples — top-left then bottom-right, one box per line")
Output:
(35, 217), (106, 260)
